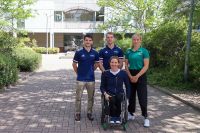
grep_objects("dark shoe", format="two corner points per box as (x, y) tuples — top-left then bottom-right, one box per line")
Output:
(75, 114), (80, 121)
(87, 113), (94, 121)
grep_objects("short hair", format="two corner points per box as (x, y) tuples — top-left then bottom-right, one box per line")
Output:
(109, 56), (119, 63)
(106, 32), (115, 38)
(84, 34), (93, 40)
(132, 33), (142, 40)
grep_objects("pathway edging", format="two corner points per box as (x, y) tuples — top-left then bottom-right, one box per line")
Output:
(150, 85), (200, 112)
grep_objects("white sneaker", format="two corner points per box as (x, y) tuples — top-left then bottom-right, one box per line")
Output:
(110, 120), (114, 124)
(128, 113), (135, 120)
(144, 118), (150, 127)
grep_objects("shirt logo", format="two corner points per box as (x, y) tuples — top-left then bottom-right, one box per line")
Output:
(114, 51), (119, 54)
(105, 51), (108, 54)
(81, 54), (85, 57)
(90, 54), (95, 57)
(138, 52), (143, 56)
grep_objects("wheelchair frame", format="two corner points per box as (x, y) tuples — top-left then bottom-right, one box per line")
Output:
(100, 92), (128, 131)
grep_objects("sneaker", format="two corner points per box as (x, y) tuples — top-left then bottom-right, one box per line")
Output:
(109, 117), (115, 124)
(115, 117), (121, 124)
(144, 118), (150, 127)
(75, 114), (80, 121)
(87, 113), (94, 121)
(128, 112), (135, 120)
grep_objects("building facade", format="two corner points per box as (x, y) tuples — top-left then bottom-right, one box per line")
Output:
(22, 0), (104, 52)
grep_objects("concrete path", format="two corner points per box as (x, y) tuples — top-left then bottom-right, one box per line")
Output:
(0, 54), (199, 133)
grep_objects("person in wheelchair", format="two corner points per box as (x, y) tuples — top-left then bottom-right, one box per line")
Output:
(100, 56), (130, 124)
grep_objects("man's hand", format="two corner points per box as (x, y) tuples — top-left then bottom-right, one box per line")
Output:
(104, 92), (112, 101)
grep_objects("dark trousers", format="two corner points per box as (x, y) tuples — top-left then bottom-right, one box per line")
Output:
(109, 94), (123, 117)
(128, 69), (148, 118)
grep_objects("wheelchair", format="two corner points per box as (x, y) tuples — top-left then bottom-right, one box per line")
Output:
(101, 92), (128, 131)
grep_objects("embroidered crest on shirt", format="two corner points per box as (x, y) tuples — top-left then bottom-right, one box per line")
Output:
(90, 54), (95, 57)
(114, 51), (119, 54)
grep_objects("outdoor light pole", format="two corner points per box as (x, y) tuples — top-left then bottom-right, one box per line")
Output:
(46, 14), (49, 54)
(184, 0), (195, 82)
(98, 14), (106, 46)
(46, 13), (54, 54)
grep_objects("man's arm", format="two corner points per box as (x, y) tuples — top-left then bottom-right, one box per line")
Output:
(119, 58), (124, 69)
(72, 62), (78, 74)
(94, 62), (99, 70)
(99, 60), (105, 72)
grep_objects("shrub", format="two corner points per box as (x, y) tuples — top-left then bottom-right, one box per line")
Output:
(95, 47), (103, 52)
(0, 53), (18, 88)
(143, 20), (186, 68)
(190, 32), (200, 84)
(12, 47), (42, 72)
(32, 47), (60, 54)
(116, 38), (132, 53)
(0, 31), (17, 49)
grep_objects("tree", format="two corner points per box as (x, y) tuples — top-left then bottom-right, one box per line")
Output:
(0, 0), (35, 32)
(162, 0), (200, 28)
(97, 0), (163, 33)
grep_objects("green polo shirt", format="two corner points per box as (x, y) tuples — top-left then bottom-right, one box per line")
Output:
(125, 47), (150, 70)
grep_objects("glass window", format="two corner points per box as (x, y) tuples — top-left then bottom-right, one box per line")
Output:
(64, 9), (95, 22)
(54, 11), (62, 22)
(17, 19), (25, 28)
(96, 7), (104, 21)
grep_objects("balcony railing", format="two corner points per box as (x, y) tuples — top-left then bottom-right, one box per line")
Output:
(54, 21), (103, 29)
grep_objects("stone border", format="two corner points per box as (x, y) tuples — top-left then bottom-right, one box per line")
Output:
(150, 85), (200, 112)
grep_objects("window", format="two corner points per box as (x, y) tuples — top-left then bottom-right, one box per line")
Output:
(17, 19), (25, 28)
(96, 7), (104, 21)
(54, 11), (62, 22)
(64, 9), (95, 22)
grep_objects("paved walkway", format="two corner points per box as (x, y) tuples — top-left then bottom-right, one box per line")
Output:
(0, 54), (200, 133)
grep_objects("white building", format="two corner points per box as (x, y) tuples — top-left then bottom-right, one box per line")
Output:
(21, 0), (105, 52)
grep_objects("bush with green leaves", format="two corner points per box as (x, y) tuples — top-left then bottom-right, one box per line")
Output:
(0, 31), (17, 49)
(143, 20), (187, 68)
(143, 19), (200, 89)
(12, 47), (42, 72)
(190, 32), (200, 84)
(32, 47), (60, 54)
(0, 53), (18, 88)
(116, 38), (132, 52)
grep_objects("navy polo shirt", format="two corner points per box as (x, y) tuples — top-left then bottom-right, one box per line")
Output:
(73, 47), (99, 82)
(99, 45), (124, 70)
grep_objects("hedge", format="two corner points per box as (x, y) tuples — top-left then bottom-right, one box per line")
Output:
(13, 47), (42, 72)
(32, 47), (60, 54)
(0, 53), (18, 88)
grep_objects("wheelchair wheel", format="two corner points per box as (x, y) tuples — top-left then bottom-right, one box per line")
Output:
(122, 95), (128, 123)
(101, 95), (105, 124)
(122, 123), (127, 131)
(102, 123), (108, 130)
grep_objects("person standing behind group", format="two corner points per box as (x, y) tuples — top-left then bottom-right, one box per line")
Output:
(99, 32), (124, 72)
(125, 34), (150, 127)
(72, 34), (99, 121)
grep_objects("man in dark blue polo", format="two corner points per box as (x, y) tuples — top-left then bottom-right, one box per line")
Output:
(72, 34), (99, 121)
(99, 32), (124, 72)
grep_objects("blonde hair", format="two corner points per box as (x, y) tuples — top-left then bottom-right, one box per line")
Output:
(131, 33), (142, 48)
(132, 33), (142, 40)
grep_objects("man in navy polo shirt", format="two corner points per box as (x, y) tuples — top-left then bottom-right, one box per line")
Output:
(99, 32), (124, 72)
(72, 34), (99, 121)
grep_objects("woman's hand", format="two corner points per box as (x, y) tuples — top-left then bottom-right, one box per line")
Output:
(130, 75), (139, 83)
(104, 92), (112, 101)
